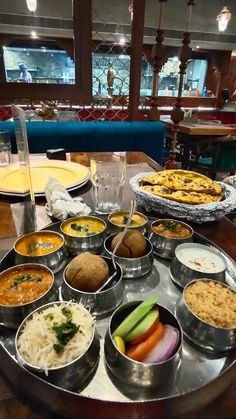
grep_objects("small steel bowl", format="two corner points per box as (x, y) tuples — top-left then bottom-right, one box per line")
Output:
(104, 234), (153, 279)
(104, 301), (182, 388)
(14, 230), (67, 274)
(169, 243), (226, 288)
(150, 219), (193, 259)
(108, 211), (148, 235)
(176, 279), (236, 352)
(60, 215), (107, 255)
(62, 256), (123, 317)
(15, 301), (100, 391)
(0, 263), (56, 329)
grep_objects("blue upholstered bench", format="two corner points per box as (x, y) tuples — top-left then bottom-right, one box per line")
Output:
(0, 120), (166, 165)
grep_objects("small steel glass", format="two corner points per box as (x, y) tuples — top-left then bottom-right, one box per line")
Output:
(0, 263), (56, 329)
(150, 219), (193, 259)
(15, 301), (100, 391)
(60, 215), (107, 255)
(108, 210), (148, 235)
(104, 234), (154, 278)
(169, 243), (226, 288)
(176, 279), (236, 352)
(105, 301), (182, 388)
(62, 256), (123, 317)
(14, 230), (67, 274)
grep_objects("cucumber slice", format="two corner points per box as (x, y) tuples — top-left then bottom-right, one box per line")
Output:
(124, 309), (158, 343)
(112, 296), (158, 338)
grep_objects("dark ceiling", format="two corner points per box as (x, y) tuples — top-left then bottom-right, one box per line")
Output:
(0, 0), (235, 51)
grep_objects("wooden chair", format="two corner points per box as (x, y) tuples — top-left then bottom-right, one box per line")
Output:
(187, 135), (236, 179)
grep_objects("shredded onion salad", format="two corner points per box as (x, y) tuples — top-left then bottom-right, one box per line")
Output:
(16, 302), (94, 375)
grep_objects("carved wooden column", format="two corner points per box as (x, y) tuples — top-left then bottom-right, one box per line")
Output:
(148, 0), (168, 121)
(165, 0), (196, 169)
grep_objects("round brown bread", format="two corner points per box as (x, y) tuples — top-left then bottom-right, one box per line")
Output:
(111, 229), (147, 258)
(65, 252), (109, 292)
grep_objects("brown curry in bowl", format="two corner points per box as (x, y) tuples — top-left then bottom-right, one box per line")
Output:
(0, 265), (53, 306)
(152, 220), (192, 239)
(15, 232), (63, 257)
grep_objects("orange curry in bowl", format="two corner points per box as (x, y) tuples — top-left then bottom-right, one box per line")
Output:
(0, 266), (53, 306)
(15, 232), (63, 257)
(152, 221), (192, 239)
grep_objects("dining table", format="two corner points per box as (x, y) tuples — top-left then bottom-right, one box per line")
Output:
(0, 151), (235, 419)
(160, 117), (236, 137)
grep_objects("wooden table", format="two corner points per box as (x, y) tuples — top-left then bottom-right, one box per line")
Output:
(161, 118), (236, 136)
(0, 151), (235, 419)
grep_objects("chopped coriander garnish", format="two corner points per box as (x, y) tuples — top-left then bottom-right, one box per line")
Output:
(13, 274), (42, 287)
(52, 320), (79, 353)
(27, 241), (54, 254)
(70, 223), (96, 236)
(44, 313), (54, 321)
(53, 343), (64, 354)
(164, 221), (177, 232)
(123, 215), (135, 226)
(62, 307), (72, 320)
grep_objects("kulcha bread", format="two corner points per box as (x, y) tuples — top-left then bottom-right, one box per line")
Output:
(140, 170), (222, 195)
(66, 252), (109, 292)
(139, 170), (223, 205)
(140, 185), (222, 205)
(111, 230), (147, 258)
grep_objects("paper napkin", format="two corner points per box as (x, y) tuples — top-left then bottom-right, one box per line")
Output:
(45, 177), (91, 220)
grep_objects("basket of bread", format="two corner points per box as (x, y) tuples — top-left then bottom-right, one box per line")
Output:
(130, 170), (236, 223)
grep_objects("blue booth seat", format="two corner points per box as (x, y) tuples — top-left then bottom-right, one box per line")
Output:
(0, 120), (166, 165)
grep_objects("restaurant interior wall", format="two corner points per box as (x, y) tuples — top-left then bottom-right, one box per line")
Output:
(0, 0), (235, 121)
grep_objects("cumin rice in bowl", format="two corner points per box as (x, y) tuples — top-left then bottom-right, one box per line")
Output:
(176, 279), (236, 352)
(15, 301), (100, 390)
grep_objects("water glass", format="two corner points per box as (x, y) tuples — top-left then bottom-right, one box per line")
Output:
(90, 153), (127, 214)
(0, 131), (12, 167)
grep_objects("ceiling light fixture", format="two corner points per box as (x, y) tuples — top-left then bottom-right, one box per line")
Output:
(128, 1), (133, 22)
(196, 45), (200, 49)
(119, 37), (126, 45)
(216, 6), (231, 32)
(31, 30), (38, 38)
(26, 0), (37, 13)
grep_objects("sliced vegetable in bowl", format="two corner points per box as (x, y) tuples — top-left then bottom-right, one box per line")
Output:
(112, 297), (181, 364)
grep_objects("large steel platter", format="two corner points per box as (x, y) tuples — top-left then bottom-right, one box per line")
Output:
(0, 218), (235, 419)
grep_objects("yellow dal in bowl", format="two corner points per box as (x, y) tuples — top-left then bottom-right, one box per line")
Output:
(62, 217), (105, 237)
(109, 212), (146, 228)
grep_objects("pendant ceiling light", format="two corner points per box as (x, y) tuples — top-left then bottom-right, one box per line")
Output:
(128, 1), (133, 22)
(26, 0), (37, 13)
(216, 6), (231, 32)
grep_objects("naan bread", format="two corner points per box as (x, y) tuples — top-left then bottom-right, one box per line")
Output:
(140, 185), (222, 205)
(140, 170), (222, 196)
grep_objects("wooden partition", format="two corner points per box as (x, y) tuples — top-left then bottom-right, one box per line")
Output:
(0, 0), (235, 117)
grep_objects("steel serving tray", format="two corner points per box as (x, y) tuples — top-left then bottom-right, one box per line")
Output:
(0, 218), (235, 419)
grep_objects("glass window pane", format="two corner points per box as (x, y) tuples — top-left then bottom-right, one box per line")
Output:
(3, 45), (75, 84)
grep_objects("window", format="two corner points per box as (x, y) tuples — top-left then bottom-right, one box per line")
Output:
(3, 45), (75, 84)
(140, 56), (208, 97)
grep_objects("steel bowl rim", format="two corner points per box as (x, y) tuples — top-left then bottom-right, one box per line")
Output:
(104, 234), (153, 261)
(60, 215), (107, 239)
(174, 242), (227, 274)
(0, 263), (54, 308)
(108, 301), (183, 366)
(108, 210), (148, 229)
(14, 230), (65, 257)
(182, 278), (236, 331)
(150, 219), (193, 241)
(63, 255), (123, 295)
(15, 300), (97, 372)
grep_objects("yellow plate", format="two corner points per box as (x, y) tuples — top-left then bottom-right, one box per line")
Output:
(0, 160), (90, 196)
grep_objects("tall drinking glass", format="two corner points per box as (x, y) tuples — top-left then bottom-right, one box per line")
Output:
(90, 153), (127, 214)
(0, 131), (12, 167)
